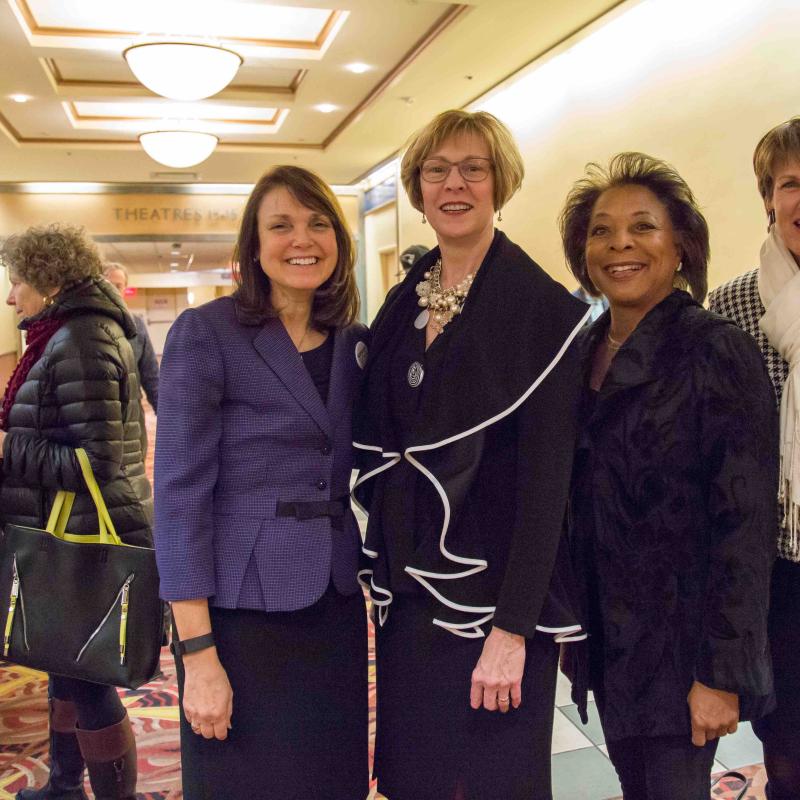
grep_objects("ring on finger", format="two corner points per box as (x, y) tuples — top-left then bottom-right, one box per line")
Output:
(498, 696), (510, 705)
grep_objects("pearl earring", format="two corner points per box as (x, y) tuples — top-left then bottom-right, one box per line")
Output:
(497, 209), (503, 222)
(421, 212), (427, 224)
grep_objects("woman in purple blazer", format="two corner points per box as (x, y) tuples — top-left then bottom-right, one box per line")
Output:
(154, 166), (369, 800)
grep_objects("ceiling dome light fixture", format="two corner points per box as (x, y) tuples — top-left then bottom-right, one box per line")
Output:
(123, 43), (243, 101)
(139, 130), (218, 168)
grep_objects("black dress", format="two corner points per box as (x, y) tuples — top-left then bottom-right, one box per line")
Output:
(176, 334), (369, 800)
(354, 231), (589, 800)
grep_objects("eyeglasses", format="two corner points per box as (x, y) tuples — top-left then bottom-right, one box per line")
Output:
(420, 157), (493, 183)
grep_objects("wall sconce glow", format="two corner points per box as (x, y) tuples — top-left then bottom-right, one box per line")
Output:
(187, 291), (196, 305)
(345, 63), (371, 74)
(139, 131), (218, 168)
(9, 94), (31, 103)
(316, 103), (337, 113)
(123, 43), (243, 101)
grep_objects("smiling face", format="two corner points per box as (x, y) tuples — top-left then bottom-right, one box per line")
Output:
(256, 186), (338, 308)
(769, 157), (800, 265)
(5, 272), (47, 320)
(585, 184), (682, 315)
(419, 133), (495, 248)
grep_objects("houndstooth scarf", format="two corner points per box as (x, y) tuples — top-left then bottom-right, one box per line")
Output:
(759, 227), (800, 558)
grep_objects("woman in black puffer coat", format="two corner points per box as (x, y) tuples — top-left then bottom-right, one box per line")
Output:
(1, 224), (150, 800)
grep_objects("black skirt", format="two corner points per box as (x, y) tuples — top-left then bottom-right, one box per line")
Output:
(175, 586), (369, 800)
(373, 595), (558, 800)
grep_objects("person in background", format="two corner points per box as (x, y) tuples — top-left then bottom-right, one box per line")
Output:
(1, 224), (150, 800)
(103, 263), (159, 412)
(399, 244), (429, 275)
(708, 116), (800, 799)
(154, 165), (369, 800)
(561, 152), (777, 800)
(354, 109), (589, 800)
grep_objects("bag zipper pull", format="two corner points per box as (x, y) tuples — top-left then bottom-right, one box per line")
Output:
(119, 577), (131, 666)
(4, 559), (20, 657)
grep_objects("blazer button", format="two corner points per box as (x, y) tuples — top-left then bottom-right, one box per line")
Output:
(321, 439), (332, 456)
(316, 479), (328, 491)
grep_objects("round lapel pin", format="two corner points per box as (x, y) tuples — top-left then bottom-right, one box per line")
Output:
(355, 340), (368, 369)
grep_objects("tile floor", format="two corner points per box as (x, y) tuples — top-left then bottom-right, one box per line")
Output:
(550, 671), (765, 799)
(353, 505), (766, 800)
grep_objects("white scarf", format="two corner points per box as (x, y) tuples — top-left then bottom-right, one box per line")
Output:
(759, 227), (800, 555)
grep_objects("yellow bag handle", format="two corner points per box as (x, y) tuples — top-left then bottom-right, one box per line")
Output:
(45, 448), (123, 546)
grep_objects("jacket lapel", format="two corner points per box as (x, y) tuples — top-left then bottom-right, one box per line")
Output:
(253, 317), (330, 434)
(326, 327), (351, 429)
(586, 291), (694, 429)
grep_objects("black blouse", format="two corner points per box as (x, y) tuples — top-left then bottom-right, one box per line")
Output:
(300, 332), (334, 404)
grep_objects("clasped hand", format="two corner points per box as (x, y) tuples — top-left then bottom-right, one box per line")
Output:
(470, 626), (526, 713)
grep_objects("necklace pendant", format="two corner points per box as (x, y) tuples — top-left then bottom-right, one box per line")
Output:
(414, 309), (430, 329)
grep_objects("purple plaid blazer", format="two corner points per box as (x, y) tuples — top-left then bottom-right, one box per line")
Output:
(154, 296), (368, 611)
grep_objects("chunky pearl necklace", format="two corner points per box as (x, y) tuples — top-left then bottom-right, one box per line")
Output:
(415, 258), (474, 334)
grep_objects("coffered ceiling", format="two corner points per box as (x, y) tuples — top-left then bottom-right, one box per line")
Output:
(0, 0), (623, 185)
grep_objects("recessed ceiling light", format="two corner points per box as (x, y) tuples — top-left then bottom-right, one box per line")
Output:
(170, 262), (179, 268)
(9, 94), (31, 103)
(316, 103), (337, 113)
(345, 63), (371, 74)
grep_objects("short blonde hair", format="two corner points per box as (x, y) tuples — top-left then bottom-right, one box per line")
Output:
(753, 116), (800, 204)
(400, 110), (524, 213)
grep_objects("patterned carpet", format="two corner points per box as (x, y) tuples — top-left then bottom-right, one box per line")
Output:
(0, 402), (768, 799)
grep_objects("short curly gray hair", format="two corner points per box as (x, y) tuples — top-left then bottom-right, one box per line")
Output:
(1, 223), (103, 294)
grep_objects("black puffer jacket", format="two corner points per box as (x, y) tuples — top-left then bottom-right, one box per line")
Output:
(1, 277), (152, 547)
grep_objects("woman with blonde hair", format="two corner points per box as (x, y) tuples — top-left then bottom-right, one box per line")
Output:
(354, 109), (589, 800)
(709, 117), (800, 799)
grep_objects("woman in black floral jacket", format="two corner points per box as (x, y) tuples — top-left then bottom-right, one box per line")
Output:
(561, 153), (777, 800)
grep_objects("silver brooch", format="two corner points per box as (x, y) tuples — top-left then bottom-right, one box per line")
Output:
(407, 361), (424, 388)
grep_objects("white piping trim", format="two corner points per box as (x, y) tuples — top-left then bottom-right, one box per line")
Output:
(400, 309), (591, 621)
(351, 444), (401, 526)
(535, 623), (583, 634)
(357, 568), (393, 627)
(352, 308), (591, 637)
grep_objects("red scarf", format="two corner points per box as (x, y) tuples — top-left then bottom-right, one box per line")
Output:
(0, 317), (65, 431)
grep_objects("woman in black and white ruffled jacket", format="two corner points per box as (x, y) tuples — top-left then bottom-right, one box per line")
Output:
(353, 109), (589, 800)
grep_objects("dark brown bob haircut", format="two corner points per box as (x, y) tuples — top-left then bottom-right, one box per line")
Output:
(233, 165), (359, 328)
(559, 152), (709, 303)
(753, 116), (800, 206)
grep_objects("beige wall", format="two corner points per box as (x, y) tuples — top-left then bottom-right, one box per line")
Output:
(394, 0), (799, 296)
(363, 202), (398, 322)
(0, 269), (19, 357)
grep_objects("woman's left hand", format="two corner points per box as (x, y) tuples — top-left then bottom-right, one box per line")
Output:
(687, 680), (739, 747)
(470, 626), (525, 713)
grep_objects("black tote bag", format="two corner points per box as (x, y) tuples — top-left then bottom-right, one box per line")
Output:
(0, 448), (164, 689)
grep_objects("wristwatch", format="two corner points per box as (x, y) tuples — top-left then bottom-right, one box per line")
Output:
(174, 632), (216, 656)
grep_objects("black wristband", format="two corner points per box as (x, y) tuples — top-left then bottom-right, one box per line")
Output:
(175, 632), (215, 656)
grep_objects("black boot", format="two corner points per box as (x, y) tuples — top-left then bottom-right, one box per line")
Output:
(75, 715), (137, 800)
(16, 699), (88, 800)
